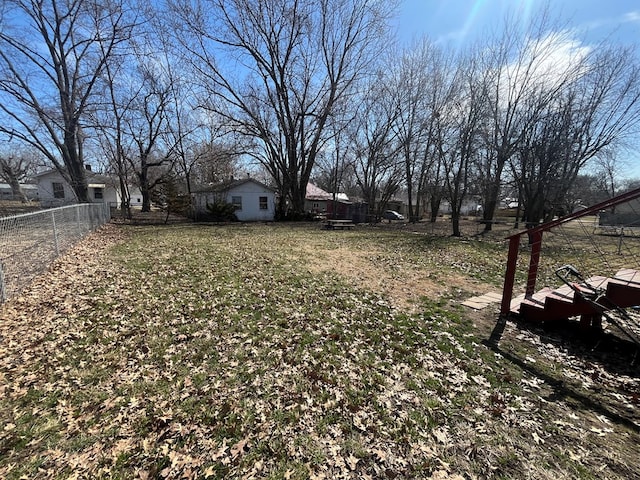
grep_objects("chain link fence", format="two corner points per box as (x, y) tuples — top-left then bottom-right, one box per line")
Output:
(0, 203), (110, 302)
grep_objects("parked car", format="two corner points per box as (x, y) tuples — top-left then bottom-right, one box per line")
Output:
(383, 210), (405, 221)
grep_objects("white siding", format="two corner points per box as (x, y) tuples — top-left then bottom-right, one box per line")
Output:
(226, 182), (275, 221)
(191, 179), (276, 221)
(37, 171), (76, 207)
(36, 169), (136, 208)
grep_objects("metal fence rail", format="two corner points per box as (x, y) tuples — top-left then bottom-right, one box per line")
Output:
(0, 204), (110, 302)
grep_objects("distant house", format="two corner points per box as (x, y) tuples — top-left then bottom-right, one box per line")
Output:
(191, 178), (276, 222)
(599, 198), (640, 227)
(305, 183), (332, 213)
(305, 183), (352, 215)
(438, 196), (483, 217)
(35, 167), (142, 208)
(0, 183), (38, 201)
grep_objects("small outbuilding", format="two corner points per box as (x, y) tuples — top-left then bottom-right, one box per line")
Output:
(191, 178), (276, 222)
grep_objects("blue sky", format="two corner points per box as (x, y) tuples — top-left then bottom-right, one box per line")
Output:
(396, 0), (640, 179)
(397, 0), (640, 48)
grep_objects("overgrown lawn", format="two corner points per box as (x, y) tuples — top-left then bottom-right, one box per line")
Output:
(0, 223), (638, 479)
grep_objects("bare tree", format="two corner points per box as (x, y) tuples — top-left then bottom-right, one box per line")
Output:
(477, 12), (579, 231)
(0, 0), (134, 202)
(513, 43), (640, 226)
(171, 0), (396, 218)
(349, 76), (402, 220)
(441, 54), (486, 237)
(191, 140), (240, 186)
(95, 46), (136, 217)
(0, 151), (34, 202)
(390, 40), (458, 223)
(593, 151), (620, 202)
(124, 66), (177, 212)
(152, 16), (211, 197)
(391, 41), (432, 222)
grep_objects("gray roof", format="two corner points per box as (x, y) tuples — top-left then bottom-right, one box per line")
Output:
(192, 178), (276, 194)
(0, 183), (37, 190)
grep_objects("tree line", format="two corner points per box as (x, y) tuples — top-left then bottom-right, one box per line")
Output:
(1, 0), (639, 233)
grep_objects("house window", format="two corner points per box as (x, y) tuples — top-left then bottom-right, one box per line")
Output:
(94, 187), (103, 199)
(231, 195), (242, 210)
(259, 196), (268, 210)
(52, 182), (65, 199)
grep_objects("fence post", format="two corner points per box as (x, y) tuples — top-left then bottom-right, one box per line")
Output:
(0, 262), (6, 303)
(76, 205), (82, 237)
(51, 209), (59, 256)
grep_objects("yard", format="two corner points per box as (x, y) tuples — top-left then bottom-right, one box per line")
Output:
(0, 222), (638, 479)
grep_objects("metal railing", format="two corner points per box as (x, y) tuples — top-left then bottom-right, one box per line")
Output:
(0, 203), (110, 302)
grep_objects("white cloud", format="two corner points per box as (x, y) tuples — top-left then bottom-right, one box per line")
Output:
(623, 11), (640, 23)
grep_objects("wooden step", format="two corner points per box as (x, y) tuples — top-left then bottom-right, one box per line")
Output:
(544, 292), (595, 319)
(614, 268), (640, 285)
(511, 269), (640, 323)
(516, 288), (557, 322)
(606, 280), (640, 308)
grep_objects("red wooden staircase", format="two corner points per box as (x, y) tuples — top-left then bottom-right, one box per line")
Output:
(510, 268), (640, 324)
(498, 187), (640, 345)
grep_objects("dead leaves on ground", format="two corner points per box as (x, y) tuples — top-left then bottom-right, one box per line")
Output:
(0, 224), (639, 479)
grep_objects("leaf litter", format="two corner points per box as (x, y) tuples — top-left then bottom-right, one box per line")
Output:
(0, 223), (638, 479)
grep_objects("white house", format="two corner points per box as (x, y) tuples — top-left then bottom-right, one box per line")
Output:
(191, 178), (276, 221)
(35, 168), (142, 208)
(0, 183), (38, 201)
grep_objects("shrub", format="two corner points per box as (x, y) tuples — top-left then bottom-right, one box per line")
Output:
(205, 202), (238, 222)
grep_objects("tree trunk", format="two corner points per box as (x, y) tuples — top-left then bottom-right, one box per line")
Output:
(139, 163), (152, 212)
(481, 156), (508, 232)
(1, 166), (27, 202)
(141, 185), (152, 212)
(481, 179), (501, 232)
(290, 181), (306, 217)
(429, 195), (441, 223)
(118, 176), (131, 219)
(451, 209), (461, 237)
(67, 159), (90, 203)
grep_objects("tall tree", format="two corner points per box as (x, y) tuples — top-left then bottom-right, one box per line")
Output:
(391, 40), (455, 223)
(513, 43), (640, 225)
(191, 140), (240, 186)
(172, 0), (395, 218)
(441, 54), (486, 237)
(124, 64), (177, 212)
(349, 75), (402, 220)
(0, 0), (134, 202)
(478, 12), (580, 231)
(95, 44), (136, 217)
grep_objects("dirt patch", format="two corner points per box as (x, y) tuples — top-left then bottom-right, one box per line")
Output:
(301, 244), (436, 309)
(301, 241), (497, 312)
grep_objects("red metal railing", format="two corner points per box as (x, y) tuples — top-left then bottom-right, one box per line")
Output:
(500, 187), (640, 316)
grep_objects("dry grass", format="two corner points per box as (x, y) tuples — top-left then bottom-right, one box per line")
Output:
(0, 222), (638, 479)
